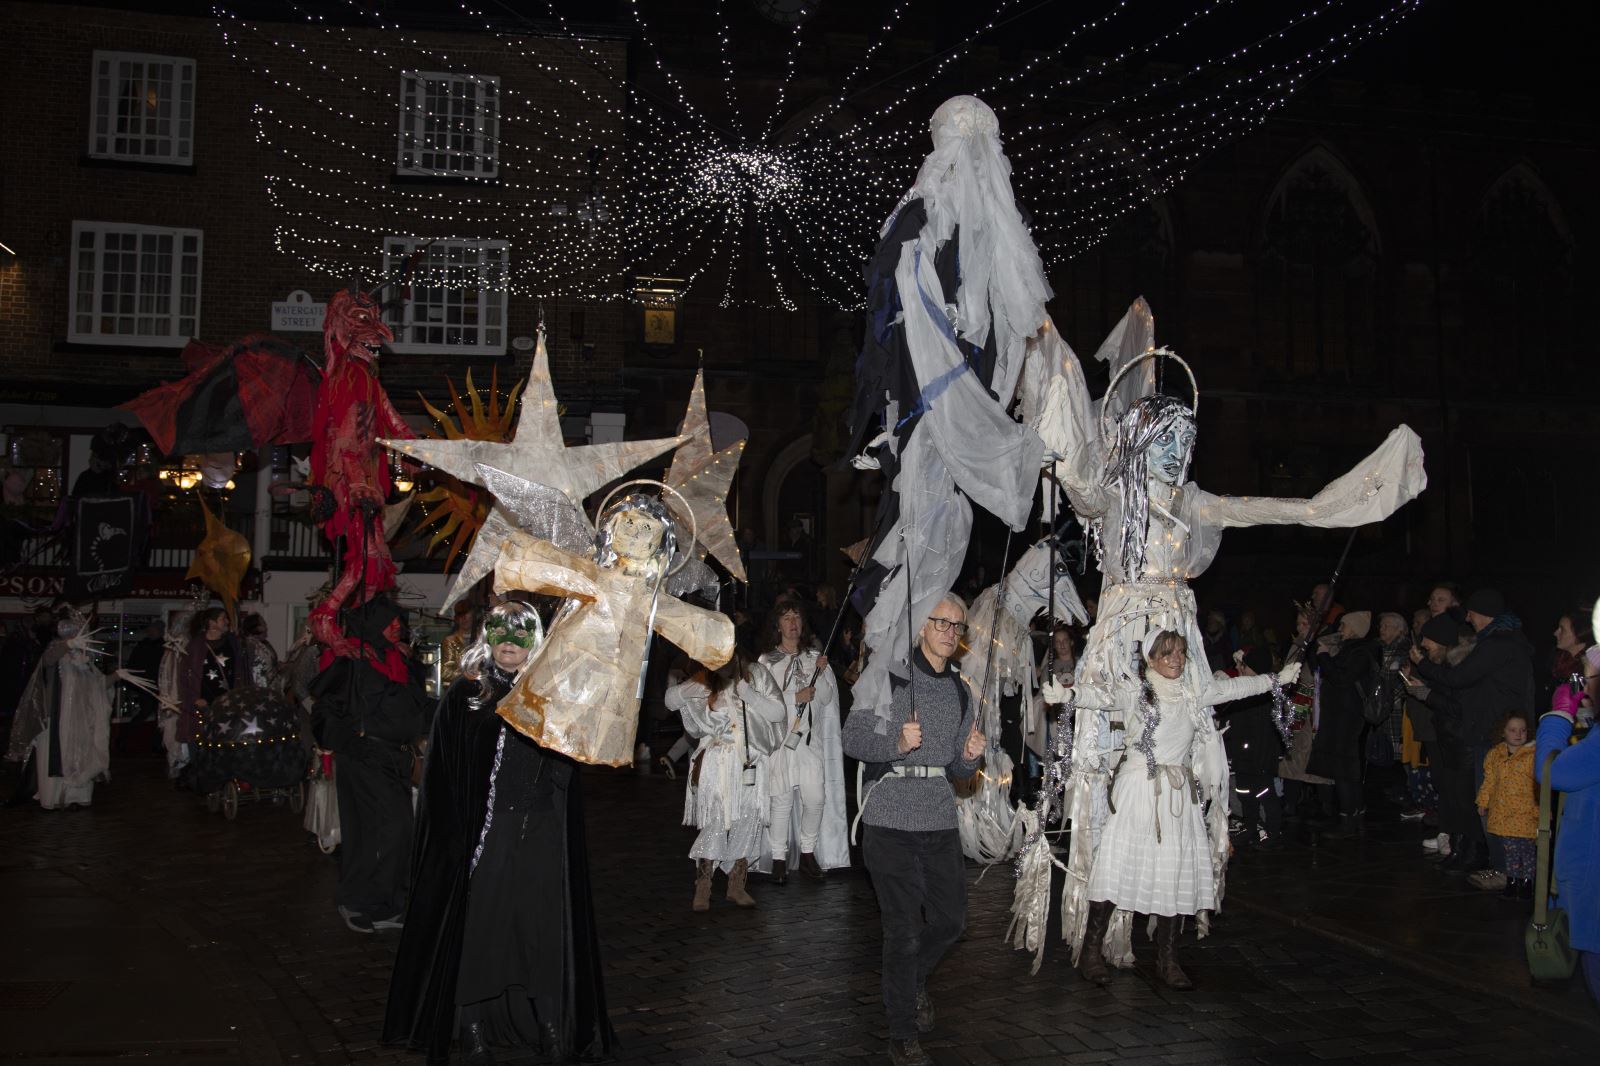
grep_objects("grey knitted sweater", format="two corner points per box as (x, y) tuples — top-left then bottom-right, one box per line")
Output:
(842, 650), (979, 832)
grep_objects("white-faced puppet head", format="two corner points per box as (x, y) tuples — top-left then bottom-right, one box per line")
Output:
(1144, 417), (1197, 487)
(594, 493), (681, 582)
(1102, 393), (1198, 575)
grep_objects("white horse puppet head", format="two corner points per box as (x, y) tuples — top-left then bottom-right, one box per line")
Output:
(960, 535), (1088, 734)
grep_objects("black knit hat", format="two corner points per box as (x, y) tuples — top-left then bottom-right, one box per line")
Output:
(1420, 613), (1464, 647)
(1240, 645), (1274, 677)
(1464, 588), (1506, 619)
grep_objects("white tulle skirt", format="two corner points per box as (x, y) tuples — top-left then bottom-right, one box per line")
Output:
(683, 740), (767, 872)
(1085, 764), (1214, 917)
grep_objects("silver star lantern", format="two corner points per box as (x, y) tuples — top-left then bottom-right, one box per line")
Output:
(666, 369), (747, 582)
(474, 464), (596, 556)
(382, 333), (686, 608)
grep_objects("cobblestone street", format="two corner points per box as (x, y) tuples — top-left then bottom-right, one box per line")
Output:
(1, 756), (1592, 1065)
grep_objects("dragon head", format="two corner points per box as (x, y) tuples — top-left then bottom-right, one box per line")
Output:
(323, 286), (394, 370)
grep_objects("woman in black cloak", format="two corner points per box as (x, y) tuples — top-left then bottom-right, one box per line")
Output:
(383, 601), (614, 1065)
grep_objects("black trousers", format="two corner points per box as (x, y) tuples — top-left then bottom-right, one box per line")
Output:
(1234, 771), (1282, 840)
(334, 744), (414, 919)
(863, 825), (966, 1041)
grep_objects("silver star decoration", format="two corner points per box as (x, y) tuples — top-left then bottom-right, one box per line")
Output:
(239, 716), (263, 738)
(206, 669), (220, 682)
(382, 332), (686, 608)
(666, 368), (746, 582)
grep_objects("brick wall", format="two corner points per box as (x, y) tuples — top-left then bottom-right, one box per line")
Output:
(0, 1), (629, 410)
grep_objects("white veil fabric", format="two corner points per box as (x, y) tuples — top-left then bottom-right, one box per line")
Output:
(852, 96), (1051, 727)
(905, 95), (1053, 410)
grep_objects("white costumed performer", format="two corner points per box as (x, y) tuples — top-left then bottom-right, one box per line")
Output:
(759, 600), (850, 881)
(667, 653), (789, 911)
(1010, 305), (1426, 977)
(1044, 632), (1299, 988)
(4, 610), (133, 809)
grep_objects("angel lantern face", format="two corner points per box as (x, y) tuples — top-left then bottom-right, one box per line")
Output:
(594, 493), (680, 580)
(1144, 419), (1196, 487)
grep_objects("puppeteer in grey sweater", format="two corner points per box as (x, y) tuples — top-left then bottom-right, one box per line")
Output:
(842, 649), (980, 832)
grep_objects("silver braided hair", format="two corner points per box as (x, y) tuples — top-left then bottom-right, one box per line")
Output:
(457, 601), (543, 708)
(1101, 395), (1195, 578)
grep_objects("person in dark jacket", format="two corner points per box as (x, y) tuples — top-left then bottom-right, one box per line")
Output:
(384, 601), (612, 1066)
(1406, 614), (1476, 863)
(1409, 588), (1535, 875)
(312, 594), (432, 934)
(1306, 611), (1380, 838)
(1218, 646), (1287, 847)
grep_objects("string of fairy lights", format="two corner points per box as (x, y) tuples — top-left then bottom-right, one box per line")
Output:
(215, 0), (1425, 308)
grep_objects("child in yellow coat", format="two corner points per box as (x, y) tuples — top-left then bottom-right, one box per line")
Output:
(1476, 712), (1537, 900)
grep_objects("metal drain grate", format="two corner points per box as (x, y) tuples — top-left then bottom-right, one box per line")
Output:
(0, 980), (71, 1009)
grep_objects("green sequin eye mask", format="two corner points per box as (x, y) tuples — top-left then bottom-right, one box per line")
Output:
(487, 626), (537, 649)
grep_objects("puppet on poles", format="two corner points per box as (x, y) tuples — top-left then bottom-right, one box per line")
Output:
(306, 284), (414, 660)
(845, 95), (1051, 732)
(1007, 303), (1428, 977)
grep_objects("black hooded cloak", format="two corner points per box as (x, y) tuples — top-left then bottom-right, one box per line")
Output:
(382, 664), (613, 1064)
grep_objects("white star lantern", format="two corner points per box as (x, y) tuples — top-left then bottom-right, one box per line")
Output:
(383, 332), (686, 608)
(665, 369), (747, 582)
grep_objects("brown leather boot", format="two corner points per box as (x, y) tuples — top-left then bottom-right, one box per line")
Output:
(1078, 900), (1114, 986)
(799, 851), (824, 880)
(1154, 915), (1194, 990)
(726, 859), (756, 907)
(691, 860), (713, 912)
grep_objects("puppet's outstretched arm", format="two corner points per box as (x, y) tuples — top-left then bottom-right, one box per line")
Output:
(1196, 425), (1425, 531)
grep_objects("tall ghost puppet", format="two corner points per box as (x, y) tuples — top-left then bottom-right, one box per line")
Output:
(846, 95), (1052, 727)
(1021, 320), (1426, 969)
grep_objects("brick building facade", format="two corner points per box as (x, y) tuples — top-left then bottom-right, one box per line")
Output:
(0, 1), (629, 403)
(2, 2), (1595, 637)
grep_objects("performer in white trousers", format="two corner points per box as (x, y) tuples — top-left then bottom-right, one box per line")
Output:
(759, 599), (850, 882)
(667, 652), (789, 911)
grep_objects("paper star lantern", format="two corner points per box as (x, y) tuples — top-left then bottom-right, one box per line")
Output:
(186, 493), (252, 626)
(666, 369), (747, 582)
(382, 332), (685, 607)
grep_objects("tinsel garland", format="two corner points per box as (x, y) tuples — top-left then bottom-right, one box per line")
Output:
(1269, 674), (1292, 747)
(1006, 693), (1076, 974)
(470, 725), (508, 876)
(1132, 677), (1160, 780)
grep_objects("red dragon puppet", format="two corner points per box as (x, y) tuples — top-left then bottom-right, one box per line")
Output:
(306, 285), (414, 663)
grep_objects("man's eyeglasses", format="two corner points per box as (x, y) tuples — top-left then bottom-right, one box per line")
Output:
(926, 617), (969, 635)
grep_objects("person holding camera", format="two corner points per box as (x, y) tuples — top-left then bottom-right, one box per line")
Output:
(843, 593), (985, 1066)
(666, 649), (788, 911)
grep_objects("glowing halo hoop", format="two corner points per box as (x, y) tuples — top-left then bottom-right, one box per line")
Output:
(596, 478), (698, 576)
(1098, 346), (1200, 442)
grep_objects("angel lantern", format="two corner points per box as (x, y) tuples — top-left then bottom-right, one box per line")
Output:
(492, 482), (735, 768)
(1018, 303), (1426, 972)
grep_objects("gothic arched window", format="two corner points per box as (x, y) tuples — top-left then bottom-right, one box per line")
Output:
(1256, 146), (1381, 384)
(1468, 164), (1574, 383)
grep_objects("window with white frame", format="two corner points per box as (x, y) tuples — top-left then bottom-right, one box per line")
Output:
(383, 238), (509, 354)
(88, 51), (196, 166)
(397, 71), (500, 177)
(69, 222), (202, 346)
